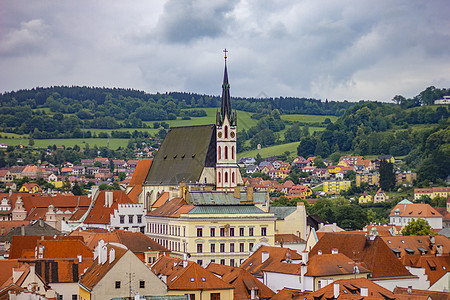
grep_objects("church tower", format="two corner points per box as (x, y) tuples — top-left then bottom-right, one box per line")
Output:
(216, 50), (239, 191)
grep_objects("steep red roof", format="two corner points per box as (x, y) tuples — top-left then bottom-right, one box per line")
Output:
(402, 254), (450, 286)
(147, 197), (194, 218)
(83, 190), (135, 224)
(390, 203), (442, 218)
(310, 233), (413, 279)
(9, 235), (85, 259)
(128, 159), (152, 186)
(381, 235), (450, 257)
(305, 253), (370, 277)
(394, 287), (449, 300)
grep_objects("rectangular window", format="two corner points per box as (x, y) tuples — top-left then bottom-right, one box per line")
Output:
(230, 259), (235, 266)
(115, 281), (121, 289)
(239, 243), (245, 252)
(249, 228), (254, 236)
(210, 227), (215, 237)
(220, 243), (225, 253)
(249, 243), (254, 251)
(139, 280), (145, 288)
(197, 244), (203, 253)
(211, 293), (220, 300)
(211, 259), (215, 263)
(220, 259), (225, 265)
(261, 227), (267, 236)
(197, 259), (203, 266)
(188, 294), (195, 300)
(72, 295), (77, 300)
(239, 228), (245, 236)
(229, 227), (234, 236)
(129, 215), (133, 223)
(220, 228), (225, 237)
(137, 215), (142, 223)
(197, 228), (203, 237)
(119, 216), (124, 224)
(230, 243), (235, 253)
(210, 244), (216, 253)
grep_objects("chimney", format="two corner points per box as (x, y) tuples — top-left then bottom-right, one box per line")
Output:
(429, 235), (435, 247)
(360, 287), (368, 297)
(21, 225), (25, 236)
(302, 251), (309, 264)
(179, 182), (185, 198)
(247, 186), (253, 202)
(319, 223), (324, 229)
(332, 223), (337, 232)
(91, 185), (99, 200)
(105, 191), (113, 208)
(78, 255), (82, 263)
(39, 219), (44, 227)
(183, 253), (189, 268)
(332, 248), (338, 254)
(261, 251), (269, 263)
(333, 283), (339, 299)
(234, 186), (240, 199)
(109, 248), (115, 263)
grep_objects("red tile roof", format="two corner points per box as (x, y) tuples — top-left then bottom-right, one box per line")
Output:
(240, 245), (302, 277)
(305, 253), (370, 277)
(275, 234), (305, 245)
(271, 288), (308, 300)
(394, 287), (450, 300)
(401, 254), (450, 286)
(310, 233), (413, 279)
(206, 263), (275, 300)
(9, 235), (86, 259)
(381, 235), (450, 257)
(83, 190), (135, 224)
(147, 197), (195, 218)
(129, 159), (152, 186)
(390, 203), (442, 218)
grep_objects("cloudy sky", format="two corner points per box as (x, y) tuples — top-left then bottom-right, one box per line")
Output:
(1, 1), (449, 102)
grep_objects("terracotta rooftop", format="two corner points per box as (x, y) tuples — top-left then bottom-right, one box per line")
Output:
(83, 190), (135, 224)
(0, 220), (62, 243)
(390, 203), (442, 218)
(128, 159), (152, 186)
(381, 235), (450, 257)
(240, 245), (302, 278)
(401, 254), (450, 286)
(206, 263), (275, 300)
(394, 287), (450, 300)
(275, 234), (305, 245)
(310, 233), (413, 279)
(9, 235), (85, 259)
(152, 192), (170, 209)
(305, 253), (370, 277)
(0, 260), (21, 287)
(271, 288), (308, 300)
(147, 197), (194, 218)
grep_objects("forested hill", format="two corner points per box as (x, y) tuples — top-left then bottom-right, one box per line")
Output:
(0, 86), (355, 117)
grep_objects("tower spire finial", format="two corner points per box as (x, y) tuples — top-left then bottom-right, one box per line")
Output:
(223, 48), (228, 62)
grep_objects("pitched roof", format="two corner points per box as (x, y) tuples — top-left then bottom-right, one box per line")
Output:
(128, 159), (152, 186)
(70, 229), (169, 253)
(305, 253), (370, 276)
(240, 245), (302, 277)
(401, 254), (450, 286)
(269, 207), (296, 220)
(271, 288), (308, 300)
(188, 191), (268, 205)
(0, 260), (21, 287)
(381, 235), (450, 257)
(394, 287), (450, 300)
(83, 190), (135, 224)
(275, 234), (305, 245)
(147, 198), (195, 218)
(9, 235), (85, 259)
(390, 203), (442, 218)
(304, 278), (396, 300)
(310, 233), (412, 279)
(145, 125), (216, 185)
(0, 220), (62, 243)
(206, 263), (275, 300)
(79, 244), (128, 291)
(152, 192), (170, 209)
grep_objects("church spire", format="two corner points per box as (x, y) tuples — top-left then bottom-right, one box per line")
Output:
(217, 48), (236, 126)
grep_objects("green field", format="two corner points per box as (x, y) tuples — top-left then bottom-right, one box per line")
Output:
(0, 137), (129, 149)
(281, 114), (338, 123)
(238, 142), (300, 159)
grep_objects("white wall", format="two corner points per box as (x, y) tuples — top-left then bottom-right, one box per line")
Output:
(263, 272), (301, 292)
(429, 272), (449, 292)
(373, 276), (427, 292)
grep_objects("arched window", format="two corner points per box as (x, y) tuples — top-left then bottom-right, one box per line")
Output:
(225, 146), (228, 159)
(232, 146), (235, 160)
(218, 146), (221, 160)
(225, 126), (228, 139)
(225, 172), (228, 183)
(232, 172), (235, 183)
(218, 172), (221, 183)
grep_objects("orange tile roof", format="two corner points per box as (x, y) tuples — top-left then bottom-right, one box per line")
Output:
(152, 192), (170, 209)
(9, 235), (86, 259)
(401, 254), (450, 286)
(240, 245), (302, 277)
(310, 233), (412, 279)
(126, 184), (142, 203)
(394, 287), (450, 300)
(0, 220), (31, 235)
(275, 234), (305, 245)
(381, 235), (450, 257)
(79, 244), (128, 291)
(390, 203), (442, 218)
(147, 197), (194, 218)
(36, 239), (93, 259)
(0, 260), (21, 287)
(305, 253), (370, 276)
(83, 190), (135, 224)
(129, 159), (152, 186)
(206, 263), (275, 300)
(304, 278), (396, 300)
(271, 288), (308, 300)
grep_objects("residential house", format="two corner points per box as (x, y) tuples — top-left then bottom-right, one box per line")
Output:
(358, 192), (373, 204)
(414, 187), (450, 200)
(70, 228), (169, 266)
(374, 188), (388, 203)
(311, 169), (330, 180)
(126, 160), (139, 169)
(395, 287), (450, 299)
(18, 183), (42, 193)
(245, 164), (259, 174)
(288, 186), (313, 200)
(93, 157), (109, 167)
(401, 254), (450, 292)
(151, 256), (234, 300)
(81, 190), (146, 233)
(237, 157), (256, 168)
(206, 262), (275, 300)
(9, 166), (25, 180)
(309, 232), (425, 291)
(268, 169), (290, 180)
(378, 155), (395, 164)
(21, 165), (48, 180)
(72, 166), (85, 176)
(274, 234), (305, 252)
(272, 161), (282, 170)
(0, 170), (13, 183)
(81, 159), (95, 166)
(86, 167), (100, 176)
(61, 167), (73, 175)
(395, 171), (417, 185)
(322, 180), (351, 194)
(146, 189), (275, 267)
(79, 240), (167, 300)
(269, 202), (307, 240)
(389, 200), (443, 230)
(381, 235), (450, 258)
(338, 156), (363, 166)
(356, 172), (380, 187)
(292, 156), (311, 169)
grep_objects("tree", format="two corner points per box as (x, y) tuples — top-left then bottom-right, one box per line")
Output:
(71, 181), (84, 195)
(401, 218), (434, 236)
(379, 160), (395, 191)
(284, 123), (302, 142)
(392, 95), (406, 105)
(313, 157), (326, 168)
(28, 137), (35, 146)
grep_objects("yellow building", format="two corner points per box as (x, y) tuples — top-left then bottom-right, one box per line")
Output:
(147, 189), (276, 267)
(356, 172), (380, 187)
(323, 180), (351, 194)
(358, 192), (373, 204)
(327, 166), (342, 174)
(395, 171), (417, 185)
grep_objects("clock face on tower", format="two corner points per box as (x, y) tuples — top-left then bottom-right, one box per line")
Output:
(218, 132), (222, 138)
(230, 131), (235, 138)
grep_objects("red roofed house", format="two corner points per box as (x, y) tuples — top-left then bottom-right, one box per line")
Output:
(21, 165), (48, 180)
(309, 233), (425, 291)
(79, 240), (167, 299)
(151, 255), (234, 299)
(390, 200), (443, 229)
(80, 190), (146, 233)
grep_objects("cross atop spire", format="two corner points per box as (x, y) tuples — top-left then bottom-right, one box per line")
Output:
(223, 48), (228, 62)
(216, 49), (236, 127)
